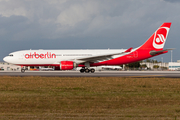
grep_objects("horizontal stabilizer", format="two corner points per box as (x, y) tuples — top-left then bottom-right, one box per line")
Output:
(150, 48), (175, 56)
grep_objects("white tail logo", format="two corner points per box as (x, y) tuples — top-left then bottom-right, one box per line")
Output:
(153, 27), (169, 49)
(156, 34), (165, 43)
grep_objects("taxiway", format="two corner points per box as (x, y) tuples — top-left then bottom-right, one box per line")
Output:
(0, 71), (180, 78)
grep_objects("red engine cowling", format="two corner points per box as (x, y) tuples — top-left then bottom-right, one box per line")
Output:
(60, 61), (76, 70)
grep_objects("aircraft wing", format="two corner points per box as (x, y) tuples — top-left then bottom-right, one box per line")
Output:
(72, 47), (133, 64)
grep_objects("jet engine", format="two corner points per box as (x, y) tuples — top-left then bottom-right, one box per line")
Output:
(60, 61), (77, 70)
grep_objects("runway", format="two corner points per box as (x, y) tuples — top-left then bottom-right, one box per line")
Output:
(0, 71), (180, 78)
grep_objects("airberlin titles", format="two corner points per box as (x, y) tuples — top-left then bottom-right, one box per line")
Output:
(25, 52), (56, 59)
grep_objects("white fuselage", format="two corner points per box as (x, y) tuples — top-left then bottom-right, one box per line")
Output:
(3, 49), (126, 65)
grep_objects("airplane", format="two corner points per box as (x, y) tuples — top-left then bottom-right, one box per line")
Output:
(3, 23), (173, 73)
(98, 65), (122, 70)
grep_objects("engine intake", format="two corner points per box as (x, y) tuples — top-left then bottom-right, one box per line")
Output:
(60, 61), (77, 70)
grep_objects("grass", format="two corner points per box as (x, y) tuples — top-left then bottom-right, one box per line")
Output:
(0, 76), (180, 119)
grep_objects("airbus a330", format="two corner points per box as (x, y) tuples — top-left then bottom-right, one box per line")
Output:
(3, 23), (172, 73)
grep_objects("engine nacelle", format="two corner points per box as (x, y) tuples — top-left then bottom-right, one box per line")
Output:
(60, 61), (77, 70)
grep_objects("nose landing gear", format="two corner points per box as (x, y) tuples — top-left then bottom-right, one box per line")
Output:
(21, 68), (25, 73)
(21, 66), (25, 73)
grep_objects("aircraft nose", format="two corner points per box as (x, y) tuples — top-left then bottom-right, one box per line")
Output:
(3, 56), (9, 62)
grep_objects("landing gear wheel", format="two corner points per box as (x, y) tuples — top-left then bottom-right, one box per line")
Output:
(85, 68), (90, 73)
(21, 69), (25, 73)
(80, 69), (85, 73)
(90, 68), (95, 73)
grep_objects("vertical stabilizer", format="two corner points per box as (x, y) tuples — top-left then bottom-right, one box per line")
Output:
(138, 23), (171, 51)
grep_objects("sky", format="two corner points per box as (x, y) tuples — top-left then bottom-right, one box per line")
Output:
(0, 0), (180, 62)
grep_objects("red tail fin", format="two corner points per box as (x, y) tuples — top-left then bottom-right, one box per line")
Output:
(139, 23), (171, 51)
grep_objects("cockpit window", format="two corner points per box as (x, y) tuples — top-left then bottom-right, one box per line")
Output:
(9, 54), (13, 57)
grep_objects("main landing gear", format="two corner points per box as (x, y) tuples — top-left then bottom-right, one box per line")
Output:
(80, 68), (95, 73)
(21, 66), (26, 73)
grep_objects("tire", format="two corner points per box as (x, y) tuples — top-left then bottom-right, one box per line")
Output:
(80, 69), (85, 73)
(21, 69), (25, 73)
(90, 68), (95, 73)
(85, 68), (90, 73)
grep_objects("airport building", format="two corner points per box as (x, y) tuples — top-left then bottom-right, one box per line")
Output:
(169, 60), (180, 70)
(0, 62), (21, 71)
(0, 62), (53, 71)
(140, 62), (168, 70)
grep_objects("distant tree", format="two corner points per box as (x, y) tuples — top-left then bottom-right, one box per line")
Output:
(154, 60), (158, 63)
(153, 65), (159, 69)
(125, 61), (140, 69)
(140, 64), (147, 68)
(139, 60), (143, 63)
(145, 59), (151, 62)
(144, 59), (160, 63)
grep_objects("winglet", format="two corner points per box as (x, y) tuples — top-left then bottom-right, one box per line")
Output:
(125, 47), (133, 52)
